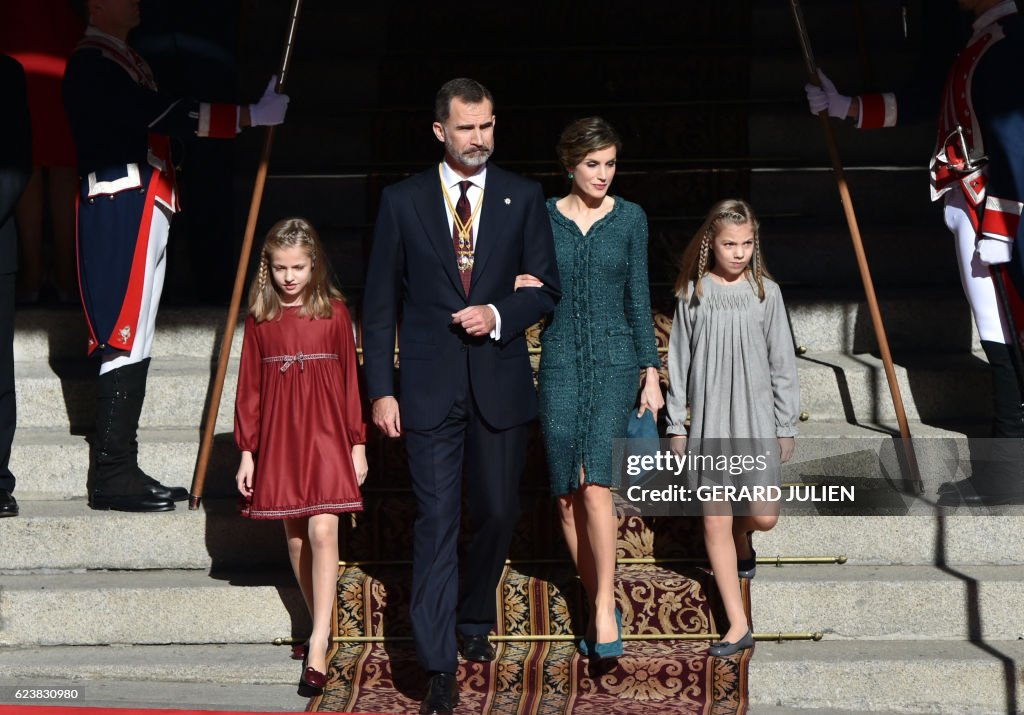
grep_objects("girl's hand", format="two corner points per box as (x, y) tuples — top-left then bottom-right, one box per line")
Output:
(236, 451), (255, 498)
(351, 444), (368, 486)
(514, 273), (543, 291)
(638, 367), (665, 418)
(669, 434), (687, 458)
(778, 437), (795, 464)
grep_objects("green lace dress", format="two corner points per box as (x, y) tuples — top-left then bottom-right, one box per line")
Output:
(538, 197), (660, 496)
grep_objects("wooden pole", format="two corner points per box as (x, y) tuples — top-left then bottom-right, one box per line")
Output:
(189, 0), (304, 509)
(789, 0), (922, 490)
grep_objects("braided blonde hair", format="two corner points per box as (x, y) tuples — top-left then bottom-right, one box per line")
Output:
(674, 199), (771, 301)
(248, 217), (343, 322)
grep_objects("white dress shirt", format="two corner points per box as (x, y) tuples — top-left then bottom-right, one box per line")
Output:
(440, 160), (502, 339)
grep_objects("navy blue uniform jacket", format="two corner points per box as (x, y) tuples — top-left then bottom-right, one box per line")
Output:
(362, 163), (561, 432)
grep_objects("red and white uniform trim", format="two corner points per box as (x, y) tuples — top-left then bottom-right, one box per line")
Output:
(857, 92), (897, 129)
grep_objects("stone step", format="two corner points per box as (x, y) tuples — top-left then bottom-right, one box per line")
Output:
(0, 644), (303, 712)
(783, 289), (979, 354)
(8, 416), (982, 501)
(0, 678), (303, 712)
(796, 351), (989, 423)
(0, 499), (289, 572)
(5, 488), (1018, 574)
(0, 569), (302, 647)
(750, 639), (1024, 715)
(761, 513), (1024, 566)
(2, 560), (1021, 647)
(14, 358), (238, 432)
(10, 428), (240, 501)
(1, 641), (1010, 715)
(11, 349), (991, 433)
(17, 284), (978, 364)
(751, 564), (1023, 641)
(14, 307), (244, 363)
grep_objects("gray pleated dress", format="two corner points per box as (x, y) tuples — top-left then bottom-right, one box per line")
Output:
(665, 275), (800, 445)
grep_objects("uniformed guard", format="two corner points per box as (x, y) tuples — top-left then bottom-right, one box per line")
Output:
(63, 0), (289, 512)
(806, 0), (1024, 505)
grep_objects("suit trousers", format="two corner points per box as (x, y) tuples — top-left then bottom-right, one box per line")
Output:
(0, 273), (14, 493)
(404, 353), (527, 674)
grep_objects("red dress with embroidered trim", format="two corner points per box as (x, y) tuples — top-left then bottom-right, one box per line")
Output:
(234, 300), (366, 519)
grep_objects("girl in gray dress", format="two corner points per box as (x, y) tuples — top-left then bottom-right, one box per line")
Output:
(665, 199), (799, 657)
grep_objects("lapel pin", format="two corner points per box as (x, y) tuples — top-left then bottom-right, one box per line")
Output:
(504, 197), (511, 205)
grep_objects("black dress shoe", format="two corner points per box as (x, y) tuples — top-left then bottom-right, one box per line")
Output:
(420, 672), (458, 714)
(145, 482), (190, 502)
(89, 488), (175, 512)
(459, 633), (495, 662)
(0, 489), (18, 517)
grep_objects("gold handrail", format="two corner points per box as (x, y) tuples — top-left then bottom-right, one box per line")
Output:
(273, 631), (824, 645)
(337, 555), (847, 568)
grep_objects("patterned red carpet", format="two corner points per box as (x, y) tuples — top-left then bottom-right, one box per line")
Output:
(311, 507), (752, 714)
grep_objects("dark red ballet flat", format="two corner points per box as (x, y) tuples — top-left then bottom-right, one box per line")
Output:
(301, 665), (327, 690)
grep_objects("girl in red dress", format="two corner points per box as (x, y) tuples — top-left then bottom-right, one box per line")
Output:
(234, 217), (368, 690)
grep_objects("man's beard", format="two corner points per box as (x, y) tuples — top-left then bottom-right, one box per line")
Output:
(446, 135), (493, 168)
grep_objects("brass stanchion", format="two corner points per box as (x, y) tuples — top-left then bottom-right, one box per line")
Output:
(274, 631), (825, 646)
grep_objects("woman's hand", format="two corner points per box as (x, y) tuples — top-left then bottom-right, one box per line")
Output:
(669, 434), (687, 458)
(778, 437), (795, 464)
(236, 451), (255, 498)
(514, 273), (544, 291)
(638, 366), (665, 418)
(352, 444), (369, 485)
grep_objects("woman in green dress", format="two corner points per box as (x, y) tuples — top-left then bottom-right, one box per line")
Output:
(516, 117), (662, 658)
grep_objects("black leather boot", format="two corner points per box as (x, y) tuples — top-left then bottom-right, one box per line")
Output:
(88, 360), (175, 512)
(118, 359), (189, 502)
(938, 341), (1024, 505)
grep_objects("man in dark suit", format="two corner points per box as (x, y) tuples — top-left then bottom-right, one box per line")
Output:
(0, 54), (31, 517)
(362, 78), (560, 715)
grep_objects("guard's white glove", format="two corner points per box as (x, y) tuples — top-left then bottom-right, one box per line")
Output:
(249, 76), (289, 127)
(977, 238), (1012, 265)
(805, 69), (852, 119)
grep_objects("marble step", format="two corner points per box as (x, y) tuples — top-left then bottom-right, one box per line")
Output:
(11, 350), (991, 434)
(0, 499), (289, 572)
(750, 639), (1024, 715)
(2, 561), (1022, 647)
(5, 467), (1020, 572)
(14, 286), (980, 363)
(0, 640), (1012, 715)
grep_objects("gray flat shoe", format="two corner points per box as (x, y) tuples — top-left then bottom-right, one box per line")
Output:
(708, 630), (753, 657)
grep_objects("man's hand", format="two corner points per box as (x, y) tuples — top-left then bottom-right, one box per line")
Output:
(372, 396), (402, 438)
(977, 238), (1012, 266)
(249, 76), (290, 127)
(452, 305), (496, 337)
(805, 69), (852, 120)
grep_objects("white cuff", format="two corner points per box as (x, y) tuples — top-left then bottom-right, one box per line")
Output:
(487, 304), (502, 341)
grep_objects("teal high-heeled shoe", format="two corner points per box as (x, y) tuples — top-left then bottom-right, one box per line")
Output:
(591, 608), (623, 660)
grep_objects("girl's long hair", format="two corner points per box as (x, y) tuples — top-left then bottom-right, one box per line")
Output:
(248, 217), (343, 322)
(673, 198), (772, 301)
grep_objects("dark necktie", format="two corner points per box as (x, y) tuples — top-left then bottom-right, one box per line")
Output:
(452, 180), (472, 295)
